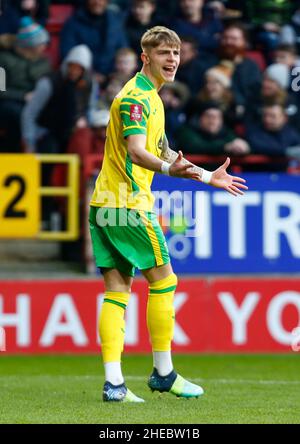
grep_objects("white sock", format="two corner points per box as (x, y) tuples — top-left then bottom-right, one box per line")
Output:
(104, 362), (124, 386)
(153, 351), (173, 376)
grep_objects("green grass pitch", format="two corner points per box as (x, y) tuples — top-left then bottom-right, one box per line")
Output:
(0, 354), (299, 424)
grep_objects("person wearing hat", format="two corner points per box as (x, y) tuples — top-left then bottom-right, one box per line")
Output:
(246, 63), (300, 131)
(0, 16), (50, 152)
(176, 101), (250, 155)
(21, 44), (93, 232)
(187, 65), (241, 127)
(60, 0), (128, 84)
(21, 44), (93, 154)
(0, 0), (49, 35)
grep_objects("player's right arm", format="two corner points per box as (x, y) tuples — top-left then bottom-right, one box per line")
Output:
(160, 135), (248, 197)
(127, 134), (201, 180)
(127, 134), (248, 197)
(121, 94), (247, 196)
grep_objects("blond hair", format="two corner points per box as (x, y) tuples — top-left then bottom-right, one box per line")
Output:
(141, 26), (181, 52)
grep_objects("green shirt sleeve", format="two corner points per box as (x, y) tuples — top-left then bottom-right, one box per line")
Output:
(120, 94), (150, 138)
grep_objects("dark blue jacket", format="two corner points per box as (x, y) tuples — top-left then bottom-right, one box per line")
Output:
(246, 123), (300, 155)
(232, 58), (262, 107)
(170, 15), (223, 54)
(60, 8), (128, 75)
(0, 5), (19, 35)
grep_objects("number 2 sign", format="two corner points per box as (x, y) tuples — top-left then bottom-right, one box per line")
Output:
(0, 154), (40, 237)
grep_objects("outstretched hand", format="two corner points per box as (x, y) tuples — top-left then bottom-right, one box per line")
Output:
(211, 157), (248, 196)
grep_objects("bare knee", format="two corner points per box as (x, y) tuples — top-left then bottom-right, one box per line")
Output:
(141, 263), (174, 284)
(102, 268), (133, 292)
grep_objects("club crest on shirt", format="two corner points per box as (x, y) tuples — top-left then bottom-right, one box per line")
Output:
(130, 104), (143, 121)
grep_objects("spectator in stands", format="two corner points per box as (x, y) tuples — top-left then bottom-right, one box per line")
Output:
(176, 102), (249, 154)
(160, 81), (189, 146)
(170, 0), (223, 55)
(175, 36), (216, 93)
(12, 1), (49, 25)
(187, 66), (239, 127)
(280, 2), (300, 54)
(273, 44), (300, 68)
(60, 0), (128, 83)
(21, 44), (93, 154)
(246, 63), (300, 131)
(89, 108), (110, 154)
(126, 0), (158, 55)
(0, 17), (50, 152)
(113, 48), (138, 83)
(246, 104), (300, 155)
(0, 0), (49, 35)
(217, 23), (262, 110)
(155, 0), (178, 20)
(0, 3), (20, 35)
(203, 1), (244, 20)
(244, 0), (294, 59)
(273, 44), (300, 100)
(51, 0), (83, 5)
(88, 75), (124, 121)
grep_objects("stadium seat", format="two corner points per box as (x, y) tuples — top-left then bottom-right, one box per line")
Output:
(45, 5), (74, 68)
(46, 4), (74, 33)
(246, 50), (267, 71)
(44, 33), (61, 68)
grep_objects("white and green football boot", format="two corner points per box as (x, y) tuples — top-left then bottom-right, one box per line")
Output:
(103, 381), (145, 403)
(148, 368), (204, 399)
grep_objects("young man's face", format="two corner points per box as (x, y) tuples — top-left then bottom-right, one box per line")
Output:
(200, 109), (223, 134)
(144, 43), (180, 84)
(220, 28), (246, 59)
(263, 106), (287, 132)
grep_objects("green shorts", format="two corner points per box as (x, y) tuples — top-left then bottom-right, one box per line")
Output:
(89, 206), (170, 277)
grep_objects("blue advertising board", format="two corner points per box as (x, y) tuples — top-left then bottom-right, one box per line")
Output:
(151, 173), (300, 274)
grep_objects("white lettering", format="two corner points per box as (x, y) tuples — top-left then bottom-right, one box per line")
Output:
(218, 292), (260, 344)
(264, 192), (300, 258)
(40, 294), (88, 346)
(213, 192), (261, 258)
(267, 291), (300, 345)
(0, 295), (30, 346)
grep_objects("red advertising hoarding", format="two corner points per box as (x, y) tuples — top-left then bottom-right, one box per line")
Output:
(0, 279), (299, 354)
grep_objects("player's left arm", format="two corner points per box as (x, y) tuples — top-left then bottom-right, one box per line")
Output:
(160, 135), (248, 197)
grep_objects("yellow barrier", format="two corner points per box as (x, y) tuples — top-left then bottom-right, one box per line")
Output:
(37, 154), (79, 241)
(0, 154), (40, 238)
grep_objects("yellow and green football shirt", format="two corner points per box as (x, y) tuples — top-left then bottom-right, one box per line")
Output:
(90, 72), (165, 211)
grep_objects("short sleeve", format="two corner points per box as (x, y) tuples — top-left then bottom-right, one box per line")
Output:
(120, 95), (150, 138)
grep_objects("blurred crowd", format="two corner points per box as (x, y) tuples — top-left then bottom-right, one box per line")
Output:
(1, 0), (300, 168)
